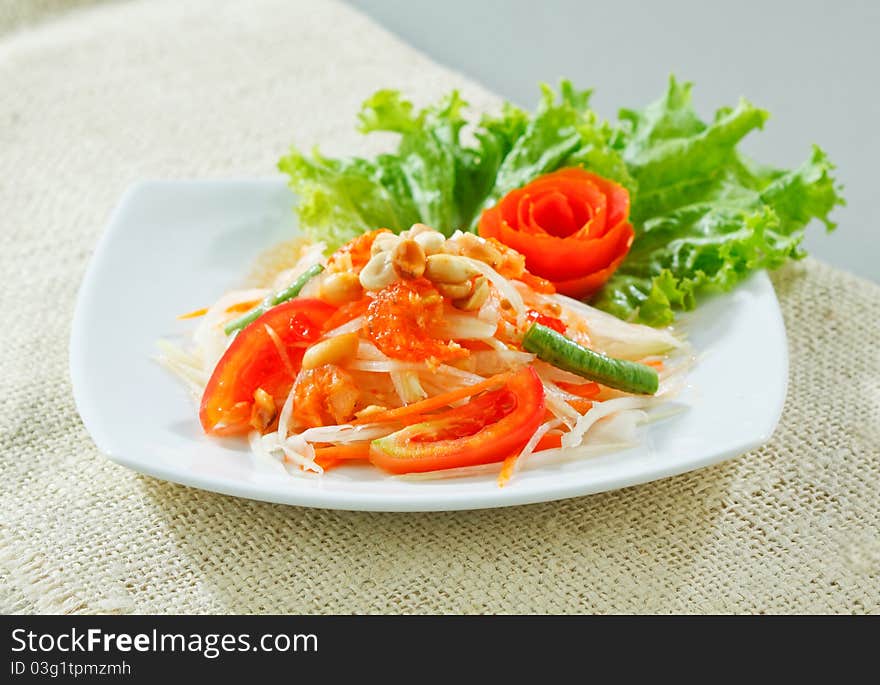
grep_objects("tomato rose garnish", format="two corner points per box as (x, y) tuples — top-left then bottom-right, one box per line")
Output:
(478, 167), (634, 299)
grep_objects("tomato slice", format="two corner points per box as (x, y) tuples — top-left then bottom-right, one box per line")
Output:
(321, 295), (371, 333)
(199, 298), (336, 435)
(369, 367), (545, 474)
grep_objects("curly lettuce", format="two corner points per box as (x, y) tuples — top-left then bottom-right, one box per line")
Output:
(593, 77), (843, 324)
(278, 77), (843, 325)
(278, 83), (630, 248)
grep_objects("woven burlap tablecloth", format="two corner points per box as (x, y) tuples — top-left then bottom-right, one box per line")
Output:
(1, 0), (877, 615)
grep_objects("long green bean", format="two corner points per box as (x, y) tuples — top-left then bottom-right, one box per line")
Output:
(223, 263), (324, 335)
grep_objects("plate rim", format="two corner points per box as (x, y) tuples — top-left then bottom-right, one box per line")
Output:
(70, 179), (789, 512)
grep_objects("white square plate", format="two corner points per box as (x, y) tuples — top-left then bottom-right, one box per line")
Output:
(70, 180), (788, 511)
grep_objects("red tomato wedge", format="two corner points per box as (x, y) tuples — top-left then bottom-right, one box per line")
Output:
(321, 295), (371, 333)
(199, 298), (336, 435)
(369, 367), (545, 474)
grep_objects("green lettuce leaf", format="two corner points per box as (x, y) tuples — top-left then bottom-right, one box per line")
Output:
(279, 77), (843, 325)
(472, 81), (636, 225)
(594, 77), (844, 325)
(278, 81), (629, 248)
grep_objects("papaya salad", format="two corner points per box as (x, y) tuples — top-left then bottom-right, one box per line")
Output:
(159, 77), (842, 485)
(160, 224), (687, 485)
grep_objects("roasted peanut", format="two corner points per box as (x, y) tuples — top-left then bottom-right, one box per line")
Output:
(391, 238), (426, 280)
(453, 276), (489, 311)
(359, 252), (397, 290)
(424, 253), (480, 284)
(407, 223), (434, 237)
(447, 233), (502, 268)
(371, 232), (400, 256)
(435, 280), (474, 300)
(301, 333), (360, 370)
(413, 230), (445, 256)
(320, 271), (362, 305)
(249, 388), (277, 432)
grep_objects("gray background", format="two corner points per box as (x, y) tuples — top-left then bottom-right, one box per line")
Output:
(348, 0), (879, 282)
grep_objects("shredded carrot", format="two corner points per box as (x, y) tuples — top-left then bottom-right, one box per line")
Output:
(567, 399), (594, 414)
(497, 450), (520, 488)
(313, 443), (373, 471)
(177, 300), (259, 320)
(643, 359), (664, 371)
(353, 372), (511, 425)
(557, 381), (601, 399)
(498, 424), (562, 487)
(313, 443), (371, 461)
(498, 432), (562, 486)
(534, 433), (562, 451)
(226, 300), (260, 314)
(177, 307), (208, 320)
(314, 456), (341, 471)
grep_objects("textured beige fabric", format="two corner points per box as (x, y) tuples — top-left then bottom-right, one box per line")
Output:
(0, 0), (111, 37)
(1, 0), (878, 615)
